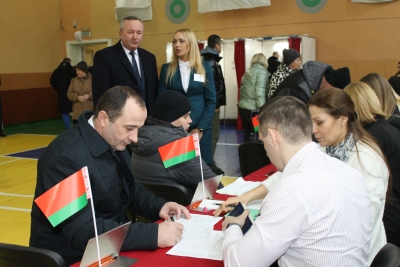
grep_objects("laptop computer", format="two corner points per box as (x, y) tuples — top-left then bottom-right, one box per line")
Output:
(190, 174), (223, 206)
(80, 222), (138, 267)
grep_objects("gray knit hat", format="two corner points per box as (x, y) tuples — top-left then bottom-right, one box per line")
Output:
(283, 49), (300, 66)
(154, 91), (191, 123)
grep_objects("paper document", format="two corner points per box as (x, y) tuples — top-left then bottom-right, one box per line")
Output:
(167, 231), (223, 261)
(216, 178), (260, 196)
(172, 214), (219, 243)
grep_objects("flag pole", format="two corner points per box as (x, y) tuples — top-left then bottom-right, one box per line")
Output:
(83, 167), (102, 267)
(194, 134), (207, 212)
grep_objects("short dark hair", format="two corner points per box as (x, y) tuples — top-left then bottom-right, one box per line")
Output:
(207, 34), (221, 49)
(259, 96), (312, 145)
(63, 58), (71, 63)
(94, 86), (145, 122)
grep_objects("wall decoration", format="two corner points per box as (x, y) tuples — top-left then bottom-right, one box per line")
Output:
(165, 0), (191, 24)
(296, 0), (327, 14)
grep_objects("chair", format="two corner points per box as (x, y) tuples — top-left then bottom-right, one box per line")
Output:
(134, 179), (192, 206)
(370, 243), (400, 267)
(0, 242), (67, 267)
(238, 142), (271, 177)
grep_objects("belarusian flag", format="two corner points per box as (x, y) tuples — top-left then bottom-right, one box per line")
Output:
(158, 134), (200, 168)
(252, 115), (259, 132)
(34, 167), (91, 227)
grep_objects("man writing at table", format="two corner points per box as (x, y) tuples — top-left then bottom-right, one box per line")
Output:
(30, 86), (190, 266)
(222, 96), (371, 266)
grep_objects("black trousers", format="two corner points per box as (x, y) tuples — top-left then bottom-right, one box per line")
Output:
(238, 107), (255, 142)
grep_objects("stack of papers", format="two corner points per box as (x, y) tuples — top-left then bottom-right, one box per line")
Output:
(166, 214), (224, 260)
(216, 178), (260, 196)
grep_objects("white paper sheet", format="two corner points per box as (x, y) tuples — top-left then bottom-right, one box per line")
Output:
(166, 231), (223, 261)
(216, 178), (260, 196)
(172, 214), (218, 244)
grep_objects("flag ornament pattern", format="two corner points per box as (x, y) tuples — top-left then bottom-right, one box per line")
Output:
(34, 167), (91, 227)
(252, 115), (259, 132)
(158, 134), (200, 168)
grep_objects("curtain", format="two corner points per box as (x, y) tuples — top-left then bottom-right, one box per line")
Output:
(234, 39), (245, 130)
(197, 42), (204, 51)
(288, 37), (301, 53)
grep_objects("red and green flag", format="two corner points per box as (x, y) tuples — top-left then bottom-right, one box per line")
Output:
(158, 134), (200, 168)
(34, 167), (91, 227)
(252, 115), (259, 132)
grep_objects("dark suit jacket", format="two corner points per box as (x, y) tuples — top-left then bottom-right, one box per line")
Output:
(92, 41), (158, 115)
(159, 62), (216, 130)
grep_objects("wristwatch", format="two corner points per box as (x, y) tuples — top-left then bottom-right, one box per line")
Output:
(197, 128), (204, 132)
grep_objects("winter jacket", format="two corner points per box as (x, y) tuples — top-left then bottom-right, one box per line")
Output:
(268, 63), (296, 99)
(30, 111), (166, 266)
(201, 46), (226, 109)
(50, 62), (76, 113)
(270, 61), (332, 104)
(237, 63), (270, 111)
(267, 56), (281, 76)
(67, 73), (94, 120)
(131, 117), (216, 200)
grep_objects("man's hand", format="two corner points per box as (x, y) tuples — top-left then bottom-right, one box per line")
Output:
(213, 195), (249, 217)
(222, 209), (250, 231)
(83, 94), (90, 100)
(158, 221), (184, 247)
(190, 129), (203, 140)
(159, 202), (192, 221)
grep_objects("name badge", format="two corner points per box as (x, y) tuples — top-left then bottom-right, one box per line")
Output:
(194, 73), (205, 82)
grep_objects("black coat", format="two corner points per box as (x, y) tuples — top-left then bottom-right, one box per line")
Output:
(365, 116), (400, 247)
(30, 111), (166, 266)
(92, 41), (158, 116)
(267, 56), (280, 76)
(270, 61), (332, 104)
(131, 117), (217, 199)
(50, 62), (76, 113)
(201, 48), (226, 108)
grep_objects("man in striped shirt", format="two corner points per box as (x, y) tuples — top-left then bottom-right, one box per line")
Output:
(222, 96), (371, 267)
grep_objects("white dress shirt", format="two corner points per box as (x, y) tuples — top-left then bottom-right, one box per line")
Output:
(223, 142), (371, 267)
(178, 59), (190, 92)
(121, 43), (141, 77)
(261, 142), (388, 264)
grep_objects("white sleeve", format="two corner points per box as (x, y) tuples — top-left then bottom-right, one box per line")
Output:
(261, 172), (282, 192)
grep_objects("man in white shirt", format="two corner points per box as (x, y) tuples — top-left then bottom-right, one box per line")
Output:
(222, 96), (371, 267)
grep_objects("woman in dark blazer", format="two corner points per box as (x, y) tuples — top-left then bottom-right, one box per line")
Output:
(159, 28), (216, 165)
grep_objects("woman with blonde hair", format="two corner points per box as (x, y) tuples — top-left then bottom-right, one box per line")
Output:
(237, 53), (270, 142)
(361, 73), (400, 131)
(344, 82), (400, 248)
(159, 29), (216, 167)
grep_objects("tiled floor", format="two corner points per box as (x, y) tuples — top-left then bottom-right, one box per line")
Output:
(214, 123), (243, 177)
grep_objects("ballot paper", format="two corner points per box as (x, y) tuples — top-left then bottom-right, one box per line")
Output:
(172, 214), (220, 244)
(216, 178), (260, 196)
(166, 231), (223, 261)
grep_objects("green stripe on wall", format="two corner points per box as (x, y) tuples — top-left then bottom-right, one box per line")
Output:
(48, 194), (87, 227)
(163, 150), (197, 168)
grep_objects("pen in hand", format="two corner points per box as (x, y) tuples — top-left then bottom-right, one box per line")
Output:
(214, 203), (237, 208)
(265, 171), (275, 177)
(170, 215), (175, 222)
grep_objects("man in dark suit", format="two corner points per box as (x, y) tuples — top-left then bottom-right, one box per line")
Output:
(92, 16), (158, 116)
